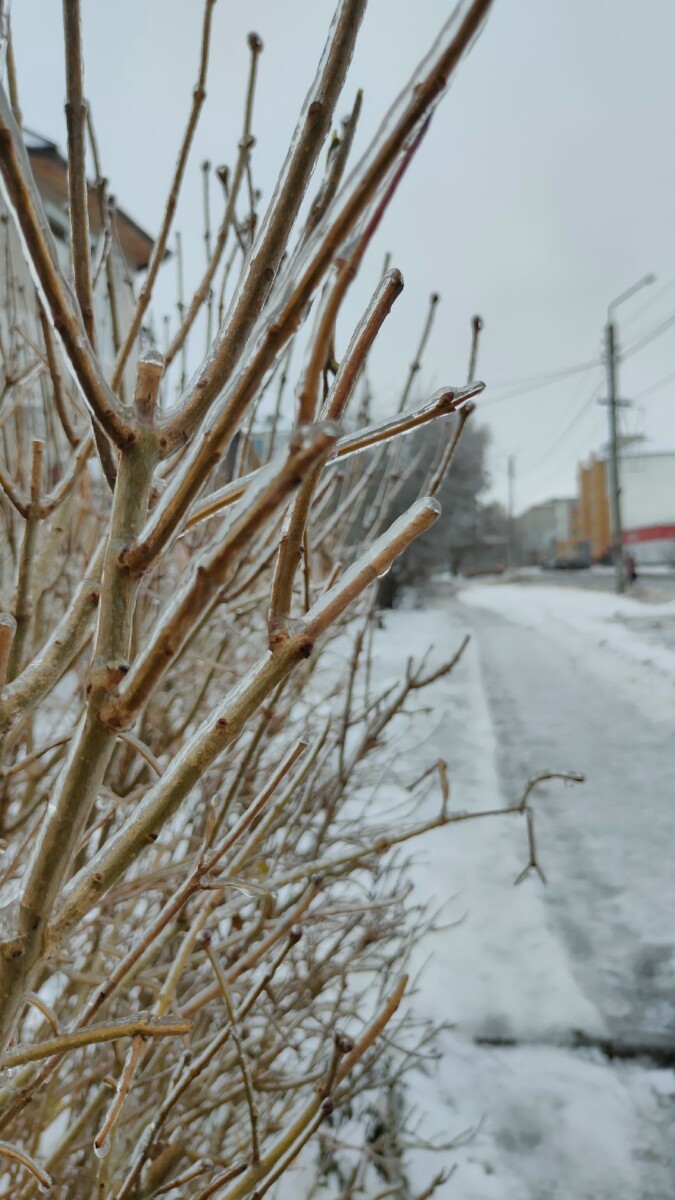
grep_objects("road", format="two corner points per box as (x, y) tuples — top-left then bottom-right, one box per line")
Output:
(452, 585), (675, 1197)
(459, 597), (675, 1042)
(353, 584), (675, 1197)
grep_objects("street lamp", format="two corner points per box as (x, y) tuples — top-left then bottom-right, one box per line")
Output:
(605, 273), (655, 593)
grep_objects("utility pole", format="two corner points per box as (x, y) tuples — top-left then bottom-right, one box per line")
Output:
(507, 455), (515, 569)
(603, 274), (655, 594)
(604, 319), (625, 594)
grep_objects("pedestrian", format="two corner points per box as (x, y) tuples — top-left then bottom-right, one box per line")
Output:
(624, 551), (637, 585)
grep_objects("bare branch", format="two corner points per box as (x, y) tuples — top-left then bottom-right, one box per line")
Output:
(0, 87), (135, 447)
(111, 0), (218, 390)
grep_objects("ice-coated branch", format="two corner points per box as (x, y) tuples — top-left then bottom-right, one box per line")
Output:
(0, 617), (15, 690)
(0, 1139), (51, 1192)
(467, 312), (483, 383)
(398, 291), (440, 413)
(5, 439), (43, 681)
(185, 381), (483, 531)
(338, 382), (483, 462)
(512, 770), (584, 885)
(102, 424), (339, 729)
(295, 104), (422, 431)
(62, 0), (95, 343)
(425, 402), (473, 497)
(3, 26), (20, 129)
(0, 459), (26, 518)
(93, 1034), (145, 1158)
(37, 301), (80, 447)
(111, 0), (218, 391)
(0, 1015), (191, 1071)
(39, 434), (92, 516)
(0, 1), (10, 77)
(203, 935), (261, 1163)
(166, 0), (368, 445)
(322, 267), (404, 421)
(49, 499), (439, 950)
(212, 979), (407, 1200)
(0, 544), (103, 735)
(165, 34), (262, 369)
(0, 87), (134, 447)
(0, 356), (164, 1052)
(268, 270), (405, 643)
(300, 502), (441, 643)
(303, 87), (362, 240)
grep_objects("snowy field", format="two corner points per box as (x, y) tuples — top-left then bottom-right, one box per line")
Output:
(297, 578), (675, 1199)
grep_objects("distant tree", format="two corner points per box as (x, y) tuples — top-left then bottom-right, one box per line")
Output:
(390, 418), (490, 586)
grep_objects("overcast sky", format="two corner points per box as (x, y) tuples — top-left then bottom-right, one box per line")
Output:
(11, 0), (675, 513)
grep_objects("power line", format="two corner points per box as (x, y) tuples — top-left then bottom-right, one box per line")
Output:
(481, 368), (600, 409)
(486, 358), (600, 393)
(622, 309), (675, 358)
(514, 381), (602, 482)
(634, 367), (675, 399)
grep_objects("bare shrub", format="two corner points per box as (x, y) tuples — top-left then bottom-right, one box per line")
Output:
(0, 2), (500, 1195)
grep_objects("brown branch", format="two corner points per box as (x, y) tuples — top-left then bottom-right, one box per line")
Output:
(168, 32), (263, 368)
(48, 500), (440, 946)
(204, 936), (261, 1163)
(467, 313), (483, 383)
(267, 262), (408, 644)
(6, 439), (43, 680)
(0, 1140), (51, 1192)
(425, 403), (473, 497)
(0, 1016), (190, 1071)
(0, 87), (135, 447)
(304, 87), (363, 240)
(0, 615), (15, 689)
(213, 980), (407, 1200)
(184, 381), (483, 531)
(103, 423), (338, 729)
(111, 0), (218, 391)
(398, 292), (440, 413)
(0, 460), (27, 518)
(164, 0), (368, 447)
(4, 26), (21, 128)
(93, 1033), (144, 1157)
(37, 301), (80, 447)
(0, 541), (103, 735)
(62, 0), (95, 343)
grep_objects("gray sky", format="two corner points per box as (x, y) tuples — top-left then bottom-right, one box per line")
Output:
(11, 0), (675, 513)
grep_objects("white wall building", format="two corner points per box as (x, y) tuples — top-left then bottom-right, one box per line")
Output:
(516, 497), (576, 564)
(622, 450), (675, 565)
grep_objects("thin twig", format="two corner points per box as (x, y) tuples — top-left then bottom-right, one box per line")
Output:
(112, 0), (218, 390)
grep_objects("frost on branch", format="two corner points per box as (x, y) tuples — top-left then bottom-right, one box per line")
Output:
(0, 1), (496, 1194)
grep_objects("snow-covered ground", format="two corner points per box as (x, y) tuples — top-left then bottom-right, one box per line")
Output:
(356, 579), (675, 1199)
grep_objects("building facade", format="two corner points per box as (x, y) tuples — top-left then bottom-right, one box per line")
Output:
(577, 454), (611, 562)
(516, 497), (577, 565)
(621, 451), (675, 565)
(576, 449), (675, 566)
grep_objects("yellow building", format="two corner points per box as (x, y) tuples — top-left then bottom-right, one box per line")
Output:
(577, 455), (611, 562)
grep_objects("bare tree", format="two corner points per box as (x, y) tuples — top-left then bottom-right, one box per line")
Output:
(0, 1), (505, 1194)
